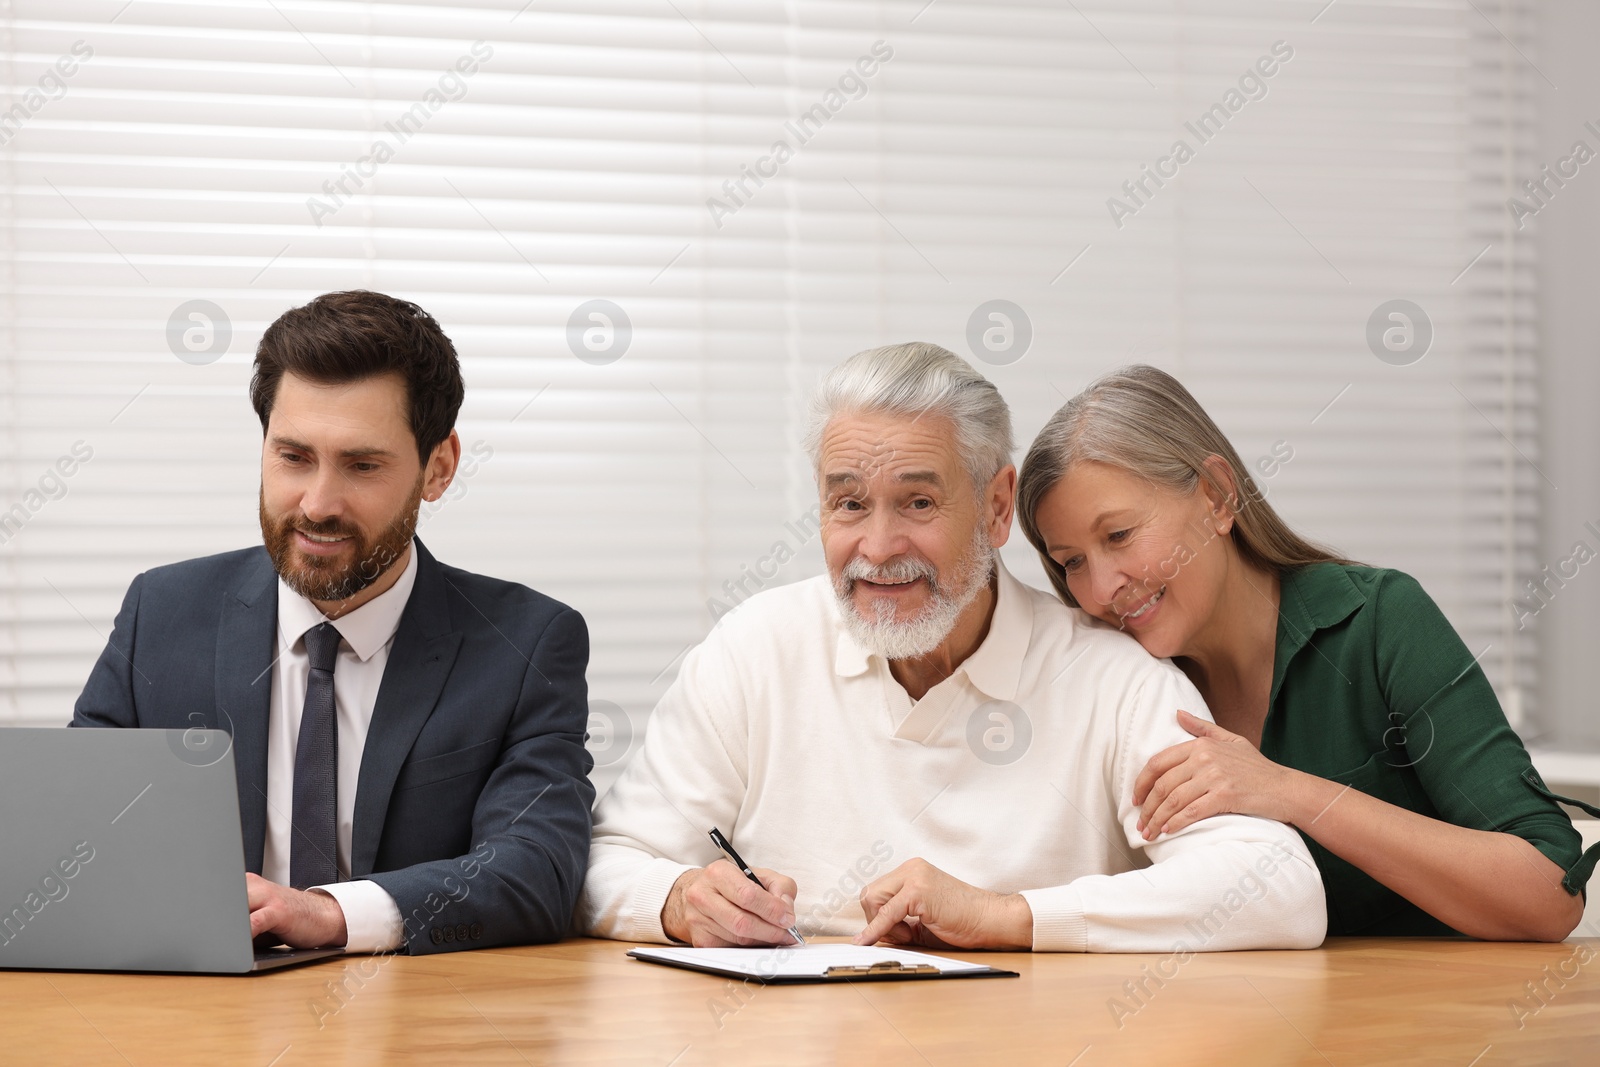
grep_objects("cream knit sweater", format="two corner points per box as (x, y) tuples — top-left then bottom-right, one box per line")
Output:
(579, 564), (1326, 952)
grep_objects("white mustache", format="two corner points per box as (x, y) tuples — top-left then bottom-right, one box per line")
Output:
(841, 555), (938, 588)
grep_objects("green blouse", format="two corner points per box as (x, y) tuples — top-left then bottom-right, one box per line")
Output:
(1261, 563), (1598, 937)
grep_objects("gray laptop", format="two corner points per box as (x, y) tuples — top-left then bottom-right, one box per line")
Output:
(0, 727), (342, 974)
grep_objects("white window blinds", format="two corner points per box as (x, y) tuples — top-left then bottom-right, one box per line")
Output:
(0, 2), (1542, 785)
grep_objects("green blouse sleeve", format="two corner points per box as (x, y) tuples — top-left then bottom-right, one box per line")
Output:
(1371, 570), (1592, 896)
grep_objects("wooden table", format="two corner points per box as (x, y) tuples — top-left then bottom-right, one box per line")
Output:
(4, 938), (1597, 1065)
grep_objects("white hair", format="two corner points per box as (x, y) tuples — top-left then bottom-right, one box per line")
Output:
(804, 341), (1015, 491)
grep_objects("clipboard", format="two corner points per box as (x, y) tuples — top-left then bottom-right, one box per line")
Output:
(627, 944), (1019, 984)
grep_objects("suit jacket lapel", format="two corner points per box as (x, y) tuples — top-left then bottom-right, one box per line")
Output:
(214, 549), (279, 873)
(351, 540), (463, 877)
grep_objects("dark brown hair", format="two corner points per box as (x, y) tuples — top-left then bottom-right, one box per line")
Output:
(1017, 364), (1358, 607)
(250, 290), (464, 464)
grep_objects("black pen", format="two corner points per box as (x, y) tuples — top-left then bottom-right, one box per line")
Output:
(708, 827), (805, 945)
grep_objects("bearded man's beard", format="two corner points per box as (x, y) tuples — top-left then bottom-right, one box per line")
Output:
(831, 521), (995, 661)
(259, 476), (423, 604)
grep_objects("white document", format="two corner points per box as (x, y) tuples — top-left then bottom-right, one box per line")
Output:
(629, 943), (994, 979)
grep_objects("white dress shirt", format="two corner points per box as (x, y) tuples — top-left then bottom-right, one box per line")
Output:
(580, 562), (1327, 951)
(262, 543), (417, 952)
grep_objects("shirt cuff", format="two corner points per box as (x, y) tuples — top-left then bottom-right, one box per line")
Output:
(1020, 885), (1089, 952)
(312, 880), (405, 953)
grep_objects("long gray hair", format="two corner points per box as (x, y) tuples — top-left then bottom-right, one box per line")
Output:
(805, 341), (1014, 490)
(1017, 364), (1355, 606)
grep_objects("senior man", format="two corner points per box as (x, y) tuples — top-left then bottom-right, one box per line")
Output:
(579, 342), (1325, 951)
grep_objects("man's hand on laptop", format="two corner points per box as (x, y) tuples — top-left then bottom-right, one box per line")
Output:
(854, 858), (1032, 950)
(246, 873), (349, 949)
(661, 860), (800, 946)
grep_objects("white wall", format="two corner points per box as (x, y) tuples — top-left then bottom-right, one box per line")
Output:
(1534, 1), (1600, 754)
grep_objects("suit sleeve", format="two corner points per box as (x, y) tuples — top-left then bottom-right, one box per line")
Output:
(1021, 663), (1328, 951)
(70, 571), (148, 728)
(365, 606), (596, 954)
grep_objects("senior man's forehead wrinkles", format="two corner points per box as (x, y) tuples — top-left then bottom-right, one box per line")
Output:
(828, 441), (947, 469)
(822, 420), (962, 491)
(824, 415), (953, 446)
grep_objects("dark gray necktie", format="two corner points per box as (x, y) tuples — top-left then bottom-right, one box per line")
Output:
(290, 622), (341, 889)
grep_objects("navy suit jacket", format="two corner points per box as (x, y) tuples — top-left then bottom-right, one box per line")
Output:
(71, 539), (595, 955)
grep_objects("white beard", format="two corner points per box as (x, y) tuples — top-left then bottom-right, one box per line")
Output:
(833, 524), (995, 661)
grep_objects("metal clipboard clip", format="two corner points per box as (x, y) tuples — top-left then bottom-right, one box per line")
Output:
(823, 960), (941, 977)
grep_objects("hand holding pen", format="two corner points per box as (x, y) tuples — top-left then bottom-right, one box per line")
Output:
(708, 828), (805, 946)
(659, 827), (805, 947)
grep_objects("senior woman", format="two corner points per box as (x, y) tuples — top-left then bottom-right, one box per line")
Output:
(1017, 364), (1596, 939)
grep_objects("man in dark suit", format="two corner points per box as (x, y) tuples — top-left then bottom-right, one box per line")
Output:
(73, 290), (593, 955)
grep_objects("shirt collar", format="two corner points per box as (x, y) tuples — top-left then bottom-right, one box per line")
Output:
(275, 540), (419, 662)
(1271, 561), (1367, 703)
(833, 558), (1031, 702)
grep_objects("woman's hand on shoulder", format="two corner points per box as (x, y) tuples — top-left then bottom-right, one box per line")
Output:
(1132, 710), (1299, 839)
